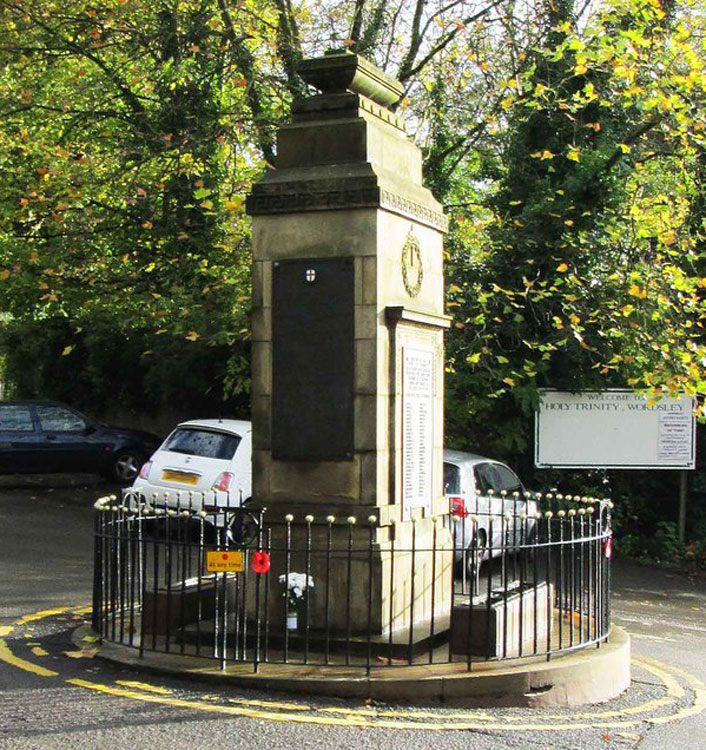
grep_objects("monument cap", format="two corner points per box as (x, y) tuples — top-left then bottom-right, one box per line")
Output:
(298, 50), (404, 108)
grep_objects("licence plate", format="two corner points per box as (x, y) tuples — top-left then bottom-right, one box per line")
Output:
(162, 470), (200, 485)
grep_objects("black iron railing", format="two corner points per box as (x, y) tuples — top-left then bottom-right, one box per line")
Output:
(92, 491), (612, 672)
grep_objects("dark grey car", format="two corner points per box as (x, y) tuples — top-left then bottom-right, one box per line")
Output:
(0, 400), (161, 483)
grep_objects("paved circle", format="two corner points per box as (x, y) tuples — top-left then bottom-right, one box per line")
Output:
(1, 606), (705, 732)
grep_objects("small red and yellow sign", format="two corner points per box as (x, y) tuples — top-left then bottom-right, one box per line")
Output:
(206, 550), (244, 573)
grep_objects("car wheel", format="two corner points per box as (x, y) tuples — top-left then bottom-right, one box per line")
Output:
(110, 449), (143, 484)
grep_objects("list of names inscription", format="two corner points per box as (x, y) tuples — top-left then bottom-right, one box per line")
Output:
(402, 347), (433, 519)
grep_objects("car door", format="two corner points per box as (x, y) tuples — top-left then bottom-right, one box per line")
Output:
(35, 404), (101, 472)
(473, 463), (505, 551)
(493, 462), (525, 546)
(0, 404), (41, 473)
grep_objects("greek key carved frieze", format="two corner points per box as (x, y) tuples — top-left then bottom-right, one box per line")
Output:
(247, 184), (448, 231)
(247, 187), (380, 214)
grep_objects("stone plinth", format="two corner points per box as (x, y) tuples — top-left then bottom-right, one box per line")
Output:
(258, 520), (453, 636)
(451, 583), (554, 658)
(142, 575), (235, 636)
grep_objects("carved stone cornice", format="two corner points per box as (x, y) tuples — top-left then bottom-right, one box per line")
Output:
(385, 306), (453, 330)
(379, 188), (449, 232)
(291, 92), (406, 131)
(298, 51), (404, 108)
(247, 180), (448, 232)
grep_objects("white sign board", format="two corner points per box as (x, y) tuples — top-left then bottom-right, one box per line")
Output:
(535, 390), (696, 469)
(402, 347), (434, 520)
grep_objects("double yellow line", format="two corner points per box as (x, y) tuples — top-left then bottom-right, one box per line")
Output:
(1, 606), (704, 732)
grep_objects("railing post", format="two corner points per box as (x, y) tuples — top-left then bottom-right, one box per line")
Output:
(304, 514), (313, 664)
(345, 516), (356, 666)
(367, 515), (375, 675)
(283, 514), (293, 663)
(325, 515), (334, 665)
(408, 517), (417, 665)
(91, 499), (105, 635)
(545, 511), (553, 660)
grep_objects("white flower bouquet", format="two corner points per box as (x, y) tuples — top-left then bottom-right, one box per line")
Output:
(279, 571), (314, 610)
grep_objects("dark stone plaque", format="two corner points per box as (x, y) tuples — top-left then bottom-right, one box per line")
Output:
(272, 258), (354, 460)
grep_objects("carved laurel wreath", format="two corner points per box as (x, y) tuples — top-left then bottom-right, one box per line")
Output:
(401, 229), (423, 297)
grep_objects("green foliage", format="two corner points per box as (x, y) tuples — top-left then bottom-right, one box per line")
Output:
(683, 539), (706, 569)
(618, 521), (689, 565)
(0, 0), (291, 412)
(0, 315), (250, 418)
(0, 349), (7, 399)
(0, 0), (704, 564)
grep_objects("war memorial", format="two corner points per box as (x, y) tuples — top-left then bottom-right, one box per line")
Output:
(90, 52), (630, 707)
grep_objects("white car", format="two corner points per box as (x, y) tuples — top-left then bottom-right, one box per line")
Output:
(131, 419), (252, 520)
(443, 449), (538, 569)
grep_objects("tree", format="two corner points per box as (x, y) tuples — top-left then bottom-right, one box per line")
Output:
(0, 0), (291, 413)
(442, 0), (706, 460)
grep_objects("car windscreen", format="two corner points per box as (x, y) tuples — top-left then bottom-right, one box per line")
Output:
(163, 428), (241, 460)
(443, 462), (461, 494)
(475, 463), (523, 495)
(494, 464), (523, 494)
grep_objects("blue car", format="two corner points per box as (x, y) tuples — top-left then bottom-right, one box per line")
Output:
(0, 400), (161, 483)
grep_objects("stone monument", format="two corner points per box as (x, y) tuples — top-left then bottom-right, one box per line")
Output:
(247, 51), (452, 637)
